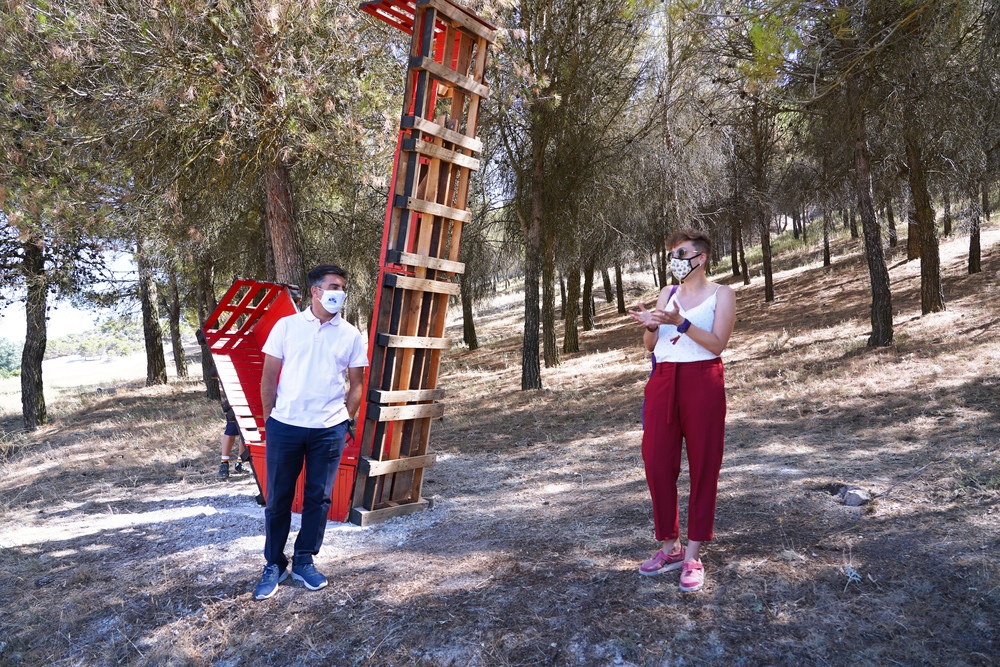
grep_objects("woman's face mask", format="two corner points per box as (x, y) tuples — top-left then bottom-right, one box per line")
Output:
(669, 248), (703, 282)
(318, 289), (346, 315)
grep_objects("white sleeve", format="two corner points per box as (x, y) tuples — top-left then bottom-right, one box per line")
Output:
(261, 317), (287, 360)
(348, 330), (369, 368)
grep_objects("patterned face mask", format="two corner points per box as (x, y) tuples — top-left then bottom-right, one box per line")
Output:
(669, 249), (703, 282)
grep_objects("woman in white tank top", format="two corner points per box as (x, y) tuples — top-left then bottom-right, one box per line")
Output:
(628, 229), (736, 592)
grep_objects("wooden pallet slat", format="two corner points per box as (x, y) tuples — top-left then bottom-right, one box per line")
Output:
(383, 272), (461, 295)
(408, 55), (490, 99)
(417, 0), (495, 43)
(367, 402), (445, 422)
(402, 115), (482, 152)
(401, 137), (480, 171)
(368, 387), (446, 403)
(234, 416), (262, 431)
(350, 499), (429, 527)
(387, 250), (465, 274)
(359, 453), (437, 477)
(393, 194), (472, 224)
(377, 333), (452, 349)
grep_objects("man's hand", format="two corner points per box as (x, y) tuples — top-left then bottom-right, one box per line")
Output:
(345, 366), (364, 419)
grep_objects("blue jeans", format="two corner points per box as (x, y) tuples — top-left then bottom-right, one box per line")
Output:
(263, 417), (348, 569)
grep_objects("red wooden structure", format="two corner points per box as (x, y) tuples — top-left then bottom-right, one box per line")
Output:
(352, 0), (496, 525)
(200, 279), (358, 522)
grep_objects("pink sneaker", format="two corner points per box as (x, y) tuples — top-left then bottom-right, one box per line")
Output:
(678, 560), (705, 592)
(639, 548), (684, 576)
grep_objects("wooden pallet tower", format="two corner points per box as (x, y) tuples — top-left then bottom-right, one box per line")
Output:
(351, 0), (496, 526)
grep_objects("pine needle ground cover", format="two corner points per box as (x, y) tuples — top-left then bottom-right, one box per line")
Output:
(0, 229), (997, 666)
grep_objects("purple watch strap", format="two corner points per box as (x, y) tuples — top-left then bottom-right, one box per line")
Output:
(676, 318), (691, 334)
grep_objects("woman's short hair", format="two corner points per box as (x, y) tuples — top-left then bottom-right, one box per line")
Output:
(666, 229), (712, 258)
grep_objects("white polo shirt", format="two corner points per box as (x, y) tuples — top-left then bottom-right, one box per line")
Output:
(261, 307), (369, 429)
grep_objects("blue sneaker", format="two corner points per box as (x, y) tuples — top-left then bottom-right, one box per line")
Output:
(253, 564), (288, 600)
(291, 563), (328, 591)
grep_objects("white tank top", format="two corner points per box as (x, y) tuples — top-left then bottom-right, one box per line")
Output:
(653, 286), (721, 363)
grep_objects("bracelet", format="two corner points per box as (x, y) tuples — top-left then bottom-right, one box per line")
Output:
(646, 325), (658, 332)
(676, 318), (691, 334)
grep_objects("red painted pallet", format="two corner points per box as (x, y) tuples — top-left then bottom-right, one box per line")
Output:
(200, 279), (358, 522)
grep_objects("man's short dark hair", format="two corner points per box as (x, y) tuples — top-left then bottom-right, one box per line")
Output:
(307, 264), (348, 291)
(666, 229), (712, 258)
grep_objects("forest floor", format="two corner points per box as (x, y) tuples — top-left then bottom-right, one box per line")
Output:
(0, 227), (998, 667)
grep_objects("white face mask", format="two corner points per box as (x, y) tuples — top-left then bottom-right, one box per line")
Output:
(318, 289), (346, 315)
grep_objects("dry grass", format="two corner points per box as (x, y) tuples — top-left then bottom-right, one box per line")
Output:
(0, 227), (998, 666)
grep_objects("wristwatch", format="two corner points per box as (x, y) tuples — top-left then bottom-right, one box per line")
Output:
(676, 319), (691, 334)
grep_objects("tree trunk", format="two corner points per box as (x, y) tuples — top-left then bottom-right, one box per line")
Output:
(886, 199), (898, 247)
(136, 239), (168, 386)
(801, 203), (808, 244)
(601, 268), (614, 304)
(166, 266), (188, 378)
(749, 99), (774, 300)
(541, 227), (559, 368)
(738, 222), (750, 285)
(196, 255), (222, 400)
(906, 197), (921, 261)
(792, 210), (800, 239)
(730, 219), (741, 277)
(649, 253), (659, 288)
(261, 192), (277, 282)
(656, 240), (668, 289)
(848, 73), (893, 346)
(20, 237), (47, 430)
(849, 206), (859, 239)
(460, 275), (478, 350)
(942, 191), (952, 236)
(265, 158), (305, 288)
(969, 186), (982, 274)
(558, 271), (566, 319)
(760, 211), (774, 302)
(823, 208), (832, 267)
(582, 260), (596, 331)
(522, 235), (542, 388)
(521, 136), (544, 390)
(563, 262), (581, 353)
(983, 179), (991, 221)
(614, 261), (626, 315)
(903, 124), (944, 314)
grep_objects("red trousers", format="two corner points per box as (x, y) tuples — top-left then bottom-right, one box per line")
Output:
(641, 357), (726, 542)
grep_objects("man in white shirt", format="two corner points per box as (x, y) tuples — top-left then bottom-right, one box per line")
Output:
(253, 264), (368, 601)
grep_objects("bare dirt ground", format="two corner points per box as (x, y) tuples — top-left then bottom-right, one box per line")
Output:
(1, 228), (998, 667)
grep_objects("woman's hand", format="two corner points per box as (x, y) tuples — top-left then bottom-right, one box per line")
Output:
(656, 302), (684, 326)
(629, 302), (684, 329)
(628, 302), (658, 328)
